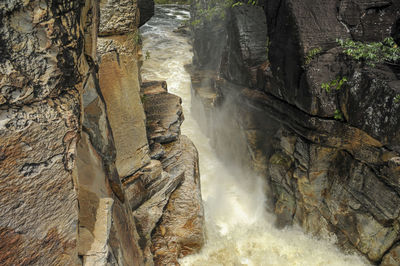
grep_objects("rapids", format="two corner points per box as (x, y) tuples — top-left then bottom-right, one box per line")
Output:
(140, 5), (369, 266)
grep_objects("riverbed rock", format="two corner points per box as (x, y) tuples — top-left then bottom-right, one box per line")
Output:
(143, 82), (184, 144)
(151, 136), (205, 265)
(190, 0), (400, 263)
(382, 243), (400, 266)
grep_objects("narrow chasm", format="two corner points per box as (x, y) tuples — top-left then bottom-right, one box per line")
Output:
(140, 3), (379, 266)
(1, 0), (399, 265)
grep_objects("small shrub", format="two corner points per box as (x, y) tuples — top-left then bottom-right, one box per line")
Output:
(337, 37), (400, 66)
(334, 109), (343, 121)
(133, 31), (142, 46)
(321, 76), (348, 93)
(232, 0), (258, 7)
(395, 94), (400, 103)
(305, 47), (322, 64)
(140, 94), (147, 103)
(145, 51), (151, 60)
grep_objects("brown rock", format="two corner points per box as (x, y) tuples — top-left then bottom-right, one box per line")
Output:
(99, 0), (139, 36)
(143, 89), (184, 144)
(151, 136), (205, 265)
(98, 35), (151, 178)
(382, 244), (400, 266)
(0, 0), (85, 263)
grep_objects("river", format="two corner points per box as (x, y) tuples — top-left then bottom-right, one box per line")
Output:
(140, 5), (368, 266)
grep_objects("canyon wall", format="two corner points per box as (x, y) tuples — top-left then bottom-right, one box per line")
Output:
(190, 0), (400, 264)
(0, 0), (203, 265)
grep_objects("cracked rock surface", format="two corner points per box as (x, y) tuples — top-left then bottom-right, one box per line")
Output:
(0, 1), (204, 265)
(190, 0), (400, 264)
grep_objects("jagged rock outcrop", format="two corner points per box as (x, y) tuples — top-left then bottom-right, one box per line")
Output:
(0, 0), (204, 265)
(151, 135), (204, 265)
(130, 81), (205, 265)
(190, 0), (400, 264)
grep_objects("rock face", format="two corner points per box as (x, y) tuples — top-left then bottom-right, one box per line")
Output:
(0, 1), (91, 264)
(0, 0), (204, 265)
(98, 0), (150, 179)
(138, 0), (155, 27)
(190, 0), (400, 264)
(151, 136), (205, 265)
(131, 81), (205, 265)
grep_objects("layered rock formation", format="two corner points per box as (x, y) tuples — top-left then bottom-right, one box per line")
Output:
(190, 0), (400, 264)
(0, 0), (204, 265)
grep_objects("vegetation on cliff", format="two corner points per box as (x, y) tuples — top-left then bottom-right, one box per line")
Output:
(155, 0), (190, 4)
(338, 37), (400, 67)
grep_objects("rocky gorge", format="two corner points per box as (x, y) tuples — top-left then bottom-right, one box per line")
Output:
(0, 0), (399, 265)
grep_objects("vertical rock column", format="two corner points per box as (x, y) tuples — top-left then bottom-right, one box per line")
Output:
(98, 0), (150, 180)
(76, 1), (144, 265)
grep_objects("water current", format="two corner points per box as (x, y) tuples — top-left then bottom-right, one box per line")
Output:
(140, 5), (369, 266)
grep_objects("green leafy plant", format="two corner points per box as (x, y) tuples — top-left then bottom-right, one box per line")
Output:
(321, 76), (348, 93)
(133, 31), (142, 45)
(155, 0), (190, 4)
(232, 0), (258, 6)
(337, 37), (400, 66)
(305, 47), (322, 64)
(140, 94), (147, 103)
(145, 51), (151, 60)
(395, 94), (400, 103)
(334, 109), (343, 121)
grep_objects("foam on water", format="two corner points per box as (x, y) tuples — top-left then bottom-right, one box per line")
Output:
(140, 5), (369, 266)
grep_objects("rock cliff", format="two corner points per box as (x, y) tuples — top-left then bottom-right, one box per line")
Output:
(190, 0), (400, 264)
(0, 0), (204, 265)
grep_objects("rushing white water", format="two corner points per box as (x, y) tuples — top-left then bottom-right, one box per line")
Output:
(140, 5), (369, 266)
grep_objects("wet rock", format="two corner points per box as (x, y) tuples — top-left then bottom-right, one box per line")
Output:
(343, 68), (400, 152)
(151, 136), (205, 265)
(143, 86), (184, 144)
(222, 5), (268, 87)
(190, 0), (400, 263)
(382, 243), (400, 266)
(173, 25), (191, 36)
(142, 80), (168, 95)
(338, 0), (400, 42)
(138, 0), (155, 27)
